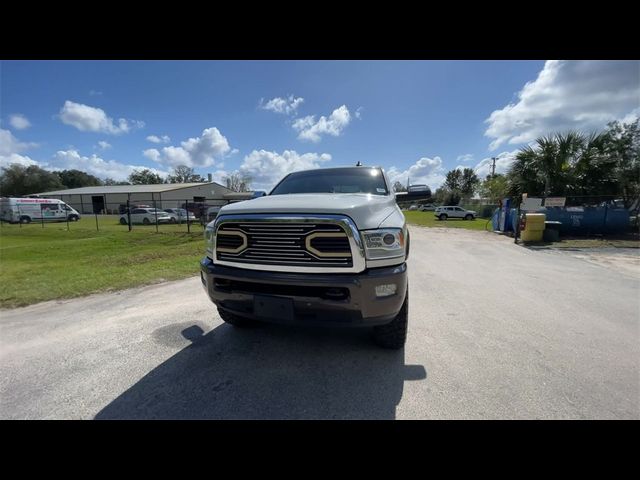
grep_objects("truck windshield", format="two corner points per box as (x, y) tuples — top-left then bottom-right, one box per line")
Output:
(270, 168), (388, 196)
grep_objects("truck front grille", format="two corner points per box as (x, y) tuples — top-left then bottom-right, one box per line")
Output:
(216, 222), (353, 267)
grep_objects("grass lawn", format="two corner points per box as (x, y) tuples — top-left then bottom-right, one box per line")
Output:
(403, 211), (493, 231)
(0, 216), (206, 308)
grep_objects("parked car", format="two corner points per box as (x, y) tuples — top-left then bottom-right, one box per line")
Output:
(118, 204), (151, 214)
(418, 204), (437, 211)
(163, 208), (197, 223)
(181, 202), (208, 218)
(119, 208), (172, 225)
(408, 204), (419, 211)
(434, 206), (477, 220)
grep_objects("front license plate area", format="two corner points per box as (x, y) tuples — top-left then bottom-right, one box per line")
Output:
(253, 295), (294, 321)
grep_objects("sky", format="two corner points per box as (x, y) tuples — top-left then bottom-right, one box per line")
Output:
(1, 60), (638, 191)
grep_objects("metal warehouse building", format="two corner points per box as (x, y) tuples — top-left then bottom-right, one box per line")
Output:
(37, 182), (252, 214)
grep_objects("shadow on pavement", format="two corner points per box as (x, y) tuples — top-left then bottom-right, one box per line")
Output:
(95, 321), (427, 419)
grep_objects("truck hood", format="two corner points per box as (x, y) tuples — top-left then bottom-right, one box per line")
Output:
(217, 193), (397, 230)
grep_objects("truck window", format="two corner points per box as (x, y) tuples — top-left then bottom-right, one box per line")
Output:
(270, 167), (388, 196)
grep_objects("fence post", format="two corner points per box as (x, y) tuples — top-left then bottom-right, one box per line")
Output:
(41, 205), (45, 228)
(186, 200), (191, 234)
(95, 211), (99, 231)
(18, 203), (22, 228)
(153, 194), (159, 233)
(514, 201), (521, 244)
(66, 211), (70, 231)
(127, 196), (132, 231)
(602, 201), (609, 238)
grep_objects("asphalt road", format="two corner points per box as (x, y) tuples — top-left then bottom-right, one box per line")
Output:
(1, 227), (638, 419)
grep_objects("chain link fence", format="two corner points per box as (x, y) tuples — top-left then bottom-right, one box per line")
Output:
(1, 197), (235, 233)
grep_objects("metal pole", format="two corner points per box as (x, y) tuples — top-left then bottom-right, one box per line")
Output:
(153, 193), (158, 233)
(18, 203), (22, 228)
(41, 205), (45, 228)
(66, 209), (70, 231)
(514, 201), (521, 244)
(95, 211), (99, 231)
(602, 200), (609, 238)
(127, 195), (132, 232)
(186, 200), (190, 233)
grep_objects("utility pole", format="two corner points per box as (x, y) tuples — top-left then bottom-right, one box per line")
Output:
(491, 157), (497, 178)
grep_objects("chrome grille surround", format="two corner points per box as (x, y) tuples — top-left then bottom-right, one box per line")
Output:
(213, 214), (366, 273)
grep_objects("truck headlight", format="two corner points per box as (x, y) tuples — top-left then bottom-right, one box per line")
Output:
(361, 228), (405, 260)
(205, 224), (215, 258)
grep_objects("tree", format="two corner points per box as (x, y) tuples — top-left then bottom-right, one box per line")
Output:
(392, 181), (407, 192)
(166, 165), (205, 183)
(0, 164), (65, 196)
(103, 178), (131, 186)
(128, 169), (164, 185)
(433, 187), (448, 205)
(56, 169), (103, 189)
(602, 119), (640, 209)
(507, 131), (583, 197)
(225, 172), (252, 192)
(460, 168), (479, 198)
(479, 174), (508, 202)
(444, 169), (462, 191)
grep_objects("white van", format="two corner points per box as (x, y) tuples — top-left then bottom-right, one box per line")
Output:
(0, 197), (81, 224)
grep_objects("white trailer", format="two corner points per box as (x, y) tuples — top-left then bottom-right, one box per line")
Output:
(0, 197), (81, 224)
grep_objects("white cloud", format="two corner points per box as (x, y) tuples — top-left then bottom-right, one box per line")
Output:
(0, 128), (41, 168)
(146, 135), (170, 144)
(9, 114), (31, 130)
(473, 150), (519, 179)
(0, 128), (37, 156)
(456, 153), (474, 163)
(51, 150), (168, 182)
(59, 100), (145, 135)
(292, 105), (352, 142)
(485, 60), (640, 150)
(355, 107), (363, 119)
(0, 153), (41, 168)
(260, 95), (304, 115)
(143, 127), (231, 168)
(97, 141), (111, 150)
(238, 149), (332, 190)
(387, 156), (446, 190)
(210, 169), (229, 185)
(89, 90), (103, 96)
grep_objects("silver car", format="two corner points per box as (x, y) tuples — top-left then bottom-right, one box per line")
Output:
(163, 208), (197, 223)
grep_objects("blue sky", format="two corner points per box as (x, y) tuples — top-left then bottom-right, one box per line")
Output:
(1, 60), (638, 190)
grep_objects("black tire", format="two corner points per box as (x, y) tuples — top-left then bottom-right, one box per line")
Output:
(373, 290), (408, 350)
(119, 217), (127, 225)
(218, 307), (260, 327)
(20, 216), (31, 224)
(142, 217), (151, 225)
(69, 215), (79, 222)
(465, 214), (474, 221)
(439, 214), (447, 221)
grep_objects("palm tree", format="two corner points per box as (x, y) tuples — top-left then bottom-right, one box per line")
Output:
(508, 131), (584, 196)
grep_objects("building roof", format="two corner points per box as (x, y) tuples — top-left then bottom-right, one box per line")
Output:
(38, 182), (230, 196)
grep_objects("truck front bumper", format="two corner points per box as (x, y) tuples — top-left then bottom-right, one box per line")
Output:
(200, 257), (407, 327)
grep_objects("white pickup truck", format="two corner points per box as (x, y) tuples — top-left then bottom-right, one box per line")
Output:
(201, 166), (410, 349)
